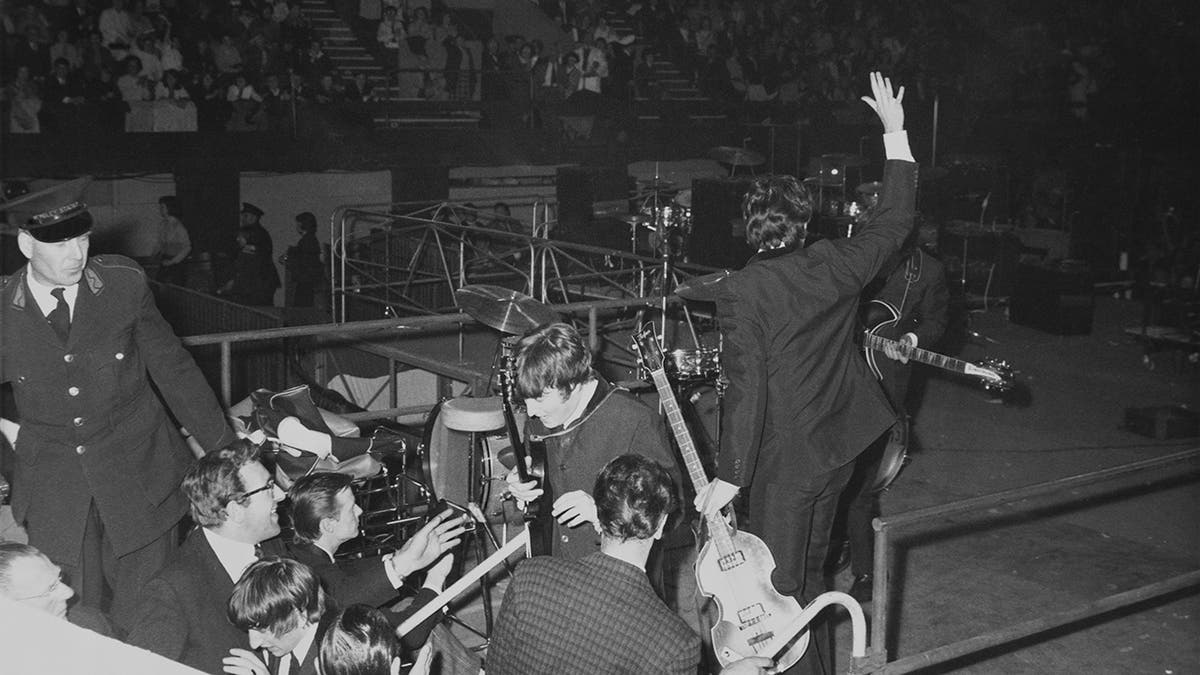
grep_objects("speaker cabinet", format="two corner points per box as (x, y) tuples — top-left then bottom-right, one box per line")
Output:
(1009, 262), (1094, 335)
(555, 166), (631, 231)
(688, 178), (754, 269)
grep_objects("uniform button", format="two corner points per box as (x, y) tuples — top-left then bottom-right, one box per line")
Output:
(73, 417), (84, 427)
(63, 354), (74, 363)
(75, 445), (86, 455)
(115, 352), (124, 360)
(560, 534), (569, 543)
(68, 386), (80, 396)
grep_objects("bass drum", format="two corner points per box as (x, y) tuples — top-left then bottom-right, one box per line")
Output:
(868, 415), (909, 493)
(421, 400), (525, 526)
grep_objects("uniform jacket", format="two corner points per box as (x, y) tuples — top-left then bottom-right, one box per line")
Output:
(0, 255), (234, 564)
(124, 528), (284, 674)
(526, 376), (679, 560)
(677, 160), (918, 487)
(488, 552), (700, 674)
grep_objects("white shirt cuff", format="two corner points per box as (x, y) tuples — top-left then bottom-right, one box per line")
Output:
(383, 558), (406, 588)
(883, 130), (915, 162)
(903, 332), (919, 348)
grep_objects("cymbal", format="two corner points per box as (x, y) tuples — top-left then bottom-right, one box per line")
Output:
(819, 153), (868, 168)
(455, 285), (561, 335)
(636, 178), (676, 191)
(709, 146), (766, 167)
(673, 188), (692, 208)
(856, 181), (882, 195)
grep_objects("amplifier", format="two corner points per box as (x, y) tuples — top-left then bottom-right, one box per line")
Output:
(1009, 261), (1094, 335)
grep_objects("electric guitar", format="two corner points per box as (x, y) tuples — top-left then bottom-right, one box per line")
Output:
(498, 352), (554, 557)
(633, 328), (810, 671)
(861, 299), (1019, 397)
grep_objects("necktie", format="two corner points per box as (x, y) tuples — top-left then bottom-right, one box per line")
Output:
(48, 287), (70, 342)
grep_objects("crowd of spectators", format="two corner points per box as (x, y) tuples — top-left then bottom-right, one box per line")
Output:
(0, 0), (393, 133)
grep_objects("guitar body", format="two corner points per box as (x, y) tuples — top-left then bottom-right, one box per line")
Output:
(860, 298), (902, 381)
(630, 328), (811, 671)
(696, 528), (810, 670)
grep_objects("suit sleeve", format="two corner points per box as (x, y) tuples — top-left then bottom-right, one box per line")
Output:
(124, 575), (189, 662)
(716, 293), (768, 488)
(320, 555), (398, 608)
(131, 272), (235, 451)
(823, 160), (918, 292)
(387, 587), (443, 653)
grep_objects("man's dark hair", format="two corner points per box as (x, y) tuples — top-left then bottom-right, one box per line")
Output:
(289, 472), (355, 545)
(319, 604), (399, 675)
(295, 211), (318, 234)
(742, 175), (812, 250)
(228, 556), (328, 635)
(181, 439), (261, 528)
(514, 322), (591, 401)
(593, 454), (677, 542)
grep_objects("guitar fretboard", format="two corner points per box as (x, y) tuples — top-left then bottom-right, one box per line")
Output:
(864, 333), (975, 376)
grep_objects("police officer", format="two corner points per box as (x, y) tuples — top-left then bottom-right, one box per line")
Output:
(0, 177), (236, 630)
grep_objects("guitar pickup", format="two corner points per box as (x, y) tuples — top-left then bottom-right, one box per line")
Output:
(746, 631), (775, 649)
(737, 603), (766, 627)
(718, 550), (746, 571)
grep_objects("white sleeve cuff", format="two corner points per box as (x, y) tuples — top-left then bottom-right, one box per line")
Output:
(903, 332), (919, 348)
(383, 559), (405, 588)
(883, 130), (915, 162)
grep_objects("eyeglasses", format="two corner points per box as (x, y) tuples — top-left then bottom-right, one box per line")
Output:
(14, 574), (65, 601)
(234, 478), (276, 503)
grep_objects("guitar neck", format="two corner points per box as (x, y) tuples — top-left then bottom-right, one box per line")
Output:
(646, 369), (710, 494)
(863, 333), (975, 376)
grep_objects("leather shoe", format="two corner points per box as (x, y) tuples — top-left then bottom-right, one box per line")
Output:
(849, 573), (873, 604)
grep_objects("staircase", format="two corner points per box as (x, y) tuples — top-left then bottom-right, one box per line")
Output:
(298, 0), (482, 128)
(598, 8), (723, 123)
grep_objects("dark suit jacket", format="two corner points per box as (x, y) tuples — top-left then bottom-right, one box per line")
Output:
(678, 160), (917, 487)
(286, 540), (397, 608)
(488, 553), (699, 674)
(264, 610), (336, 675)
(125, 528), (285, 674)
(0, 255), (234, 565)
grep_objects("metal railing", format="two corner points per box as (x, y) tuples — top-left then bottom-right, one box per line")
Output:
(329, 200), (720, 324)
(851, 447), (1200, 674)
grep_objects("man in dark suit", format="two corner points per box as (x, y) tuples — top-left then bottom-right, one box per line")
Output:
(225, 556), (331, 675)
(125, 440), (287, 674)
(285, 471), (465, 612)
(680, 72), (915, 675)
(834, 234), (949, 602)
(0, 177), (235, 630)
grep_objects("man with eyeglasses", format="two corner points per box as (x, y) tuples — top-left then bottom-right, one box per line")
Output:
(125, 440), (287, 674)
(0, 541), (117, 637)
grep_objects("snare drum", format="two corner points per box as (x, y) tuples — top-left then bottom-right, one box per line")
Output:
(666, 347), (721, 383)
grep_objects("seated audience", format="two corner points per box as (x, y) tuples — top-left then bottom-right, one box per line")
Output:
(125, 440), (288, 673)
(224, 556), (330, 675)
(0, 541), (118, 637)
(286, 472), (465, 612)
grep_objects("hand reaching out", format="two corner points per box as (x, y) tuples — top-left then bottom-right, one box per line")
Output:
(860, 71), (905, 134)
(389, 509), (470, 578)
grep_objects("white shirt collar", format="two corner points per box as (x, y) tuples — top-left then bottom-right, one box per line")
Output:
(25, 273), (79, 320)
(286, 622), (320, 672)
(202, 527), (259, 582)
